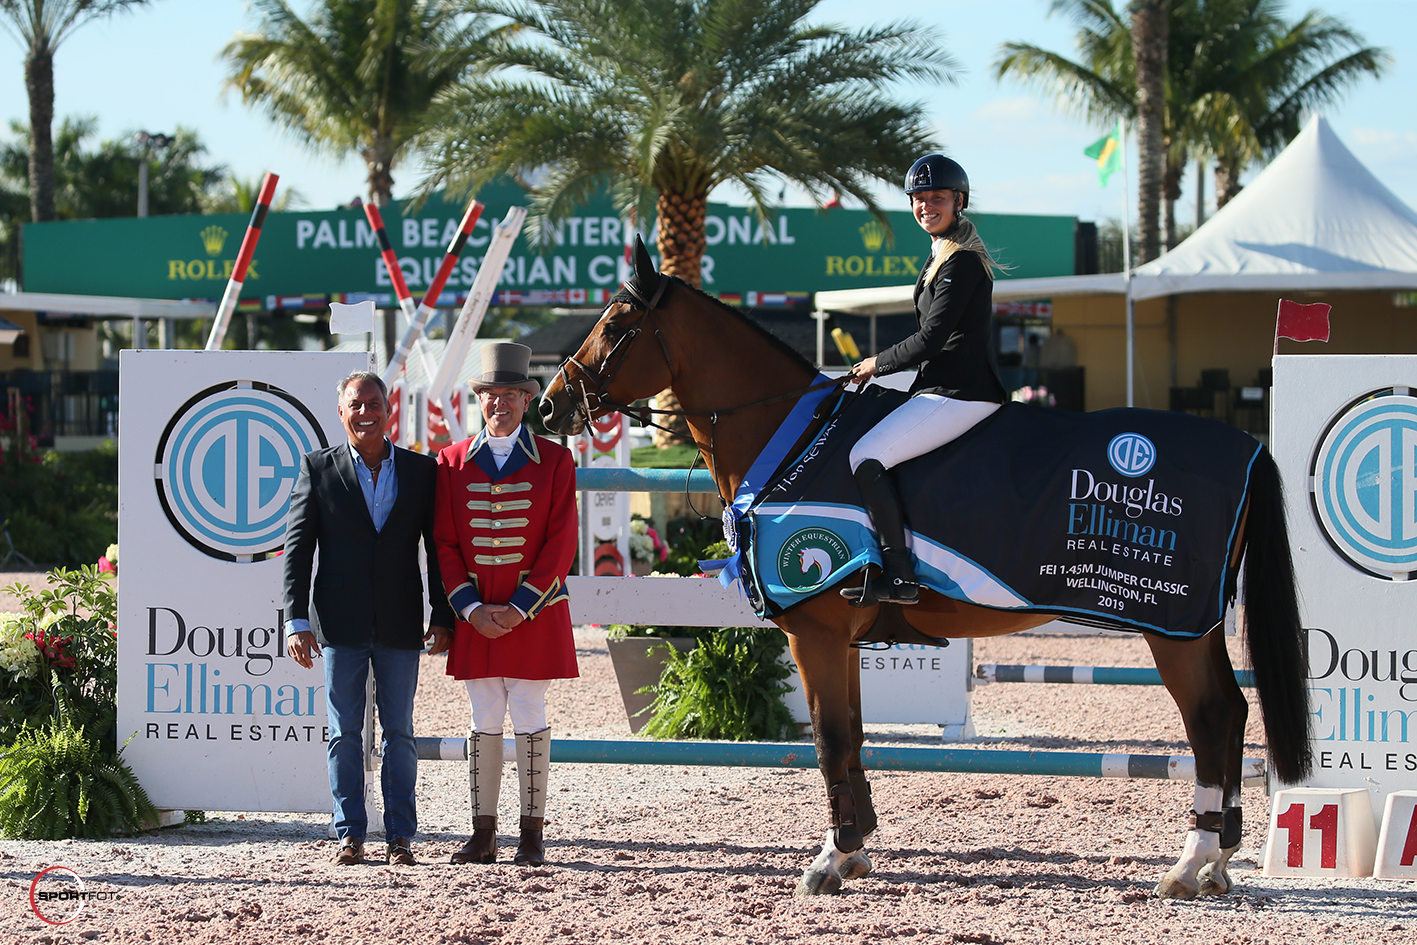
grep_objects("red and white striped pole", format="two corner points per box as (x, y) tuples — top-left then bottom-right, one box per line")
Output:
(204, 172), (278, 350)
(363, 202), (418, 320)
(380, 198), (483, 387)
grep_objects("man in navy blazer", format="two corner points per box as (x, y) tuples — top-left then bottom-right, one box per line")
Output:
(283, 370), (455, 866)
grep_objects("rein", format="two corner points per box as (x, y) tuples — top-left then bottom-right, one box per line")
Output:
(556, 276), (851, 513)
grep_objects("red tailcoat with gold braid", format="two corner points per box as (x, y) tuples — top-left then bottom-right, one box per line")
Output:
(434, 425), (579, 681)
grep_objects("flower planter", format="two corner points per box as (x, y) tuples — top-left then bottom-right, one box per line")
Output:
(606, 636), (696, 733)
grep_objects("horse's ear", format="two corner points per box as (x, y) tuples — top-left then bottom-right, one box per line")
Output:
(631, 236), (659, 297)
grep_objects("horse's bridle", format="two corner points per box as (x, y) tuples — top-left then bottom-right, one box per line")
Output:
(557, 276), (675, 433)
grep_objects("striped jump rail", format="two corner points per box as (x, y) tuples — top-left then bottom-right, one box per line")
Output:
(976, 664), (1256, 688)
(576, 467), (718, 492)
(414, 737), (1264, 786)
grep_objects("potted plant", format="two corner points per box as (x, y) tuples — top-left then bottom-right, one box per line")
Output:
(605, 625), (711, 733)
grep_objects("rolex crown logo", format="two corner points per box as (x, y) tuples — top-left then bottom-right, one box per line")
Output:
(859, 221), (886, 253)
(200, 225), (228, 257)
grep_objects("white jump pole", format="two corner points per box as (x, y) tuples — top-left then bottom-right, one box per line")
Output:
(425, 206), (528, 444)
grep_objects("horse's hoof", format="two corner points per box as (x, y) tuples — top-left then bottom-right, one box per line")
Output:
(795, 868), (843, 896)
(1196, 864), (1234, 896)
(1152, 874), (1200, 900)
(840, 849), (872, 881)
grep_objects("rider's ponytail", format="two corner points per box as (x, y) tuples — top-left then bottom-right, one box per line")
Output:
(924, 216), (1006, 284)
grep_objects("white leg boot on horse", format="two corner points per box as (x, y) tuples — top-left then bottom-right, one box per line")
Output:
(450, 731), (501, 864)
(840, 461), (919, 607)
(1155, 785), (1226, 899)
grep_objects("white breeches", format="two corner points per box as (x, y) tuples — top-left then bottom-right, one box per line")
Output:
(465, 677), (553, 735)
(849, 394), (1001, 472)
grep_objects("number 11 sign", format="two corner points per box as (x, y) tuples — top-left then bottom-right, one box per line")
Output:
(1263, 788), (1377, 877)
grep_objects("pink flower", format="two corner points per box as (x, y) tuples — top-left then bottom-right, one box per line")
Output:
(97, 556), (115, 573)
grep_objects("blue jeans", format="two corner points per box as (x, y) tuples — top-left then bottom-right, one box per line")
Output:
(324, 643), (421, 841)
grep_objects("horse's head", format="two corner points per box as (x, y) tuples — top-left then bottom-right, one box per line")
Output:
(540, 237), (676, 435)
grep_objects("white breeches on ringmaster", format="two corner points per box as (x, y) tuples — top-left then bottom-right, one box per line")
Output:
(465, 677), (553, 735)
(849, 393), (1001, 472)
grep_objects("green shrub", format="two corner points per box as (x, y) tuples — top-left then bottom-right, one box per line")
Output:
(0, 567), (118, 748)
(0, 719), (155, 839)
(0, 442), (117, 568)
(639, 627), (796, 741)
(658, 516), (728, 576)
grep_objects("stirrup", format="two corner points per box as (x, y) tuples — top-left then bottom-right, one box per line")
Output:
(840, 568), (919, 607)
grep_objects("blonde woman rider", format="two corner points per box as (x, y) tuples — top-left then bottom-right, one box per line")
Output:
(842, 155), (1007, 607)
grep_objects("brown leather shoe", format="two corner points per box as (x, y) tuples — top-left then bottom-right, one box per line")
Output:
(514, 815), (545, 866)
(387, 837), (415, 866)
(333, 837), (364, 865)
(450, 815), (497, 864)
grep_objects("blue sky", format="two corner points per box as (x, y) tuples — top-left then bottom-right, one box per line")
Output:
(1, 0), (1411, 226)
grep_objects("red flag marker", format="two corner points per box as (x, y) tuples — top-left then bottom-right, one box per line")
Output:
(205, 172), (278, 349)
(1275, 299), (1331, 354)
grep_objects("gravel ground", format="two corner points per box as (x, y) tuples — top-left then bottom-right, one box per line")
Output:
(2, 571), (1415, 943)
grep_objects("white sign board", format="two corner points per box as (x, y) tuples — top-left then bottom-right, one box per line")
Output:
(579, 413), (632, 576)
(117, 350), (369, 811)
(1272, 355), (1417, 831)
(567, 576), (973, 735)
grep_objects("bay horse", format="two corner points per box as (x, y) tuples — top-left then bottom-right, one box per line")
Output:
(540, 242), (1312, 898)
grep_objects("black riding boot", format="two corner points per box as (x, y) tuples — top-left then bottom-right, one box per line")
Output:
(840, 460), (919, 606)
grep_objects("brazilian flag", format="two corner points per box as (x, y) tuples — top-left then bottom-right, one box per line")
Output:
(1084, 123), (1123, 186)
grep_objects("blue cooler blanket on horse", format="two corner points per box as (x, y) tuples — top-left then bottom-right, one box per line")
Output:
(727, 386), (1262, 639)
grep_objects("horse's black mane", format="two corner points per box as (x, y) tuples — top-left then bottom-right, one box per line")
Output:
(609, 275), (815, 375)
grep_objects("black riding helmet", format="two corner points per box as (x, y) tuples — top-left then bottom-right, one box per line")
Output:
(904, 154), (969, 210)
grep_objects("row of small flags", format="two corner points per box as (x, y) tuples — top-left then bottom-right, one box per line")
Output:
(235, 289), (817, 312)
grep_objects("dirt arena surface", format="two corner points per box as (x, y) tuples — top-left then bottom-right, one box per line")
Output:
(3, 573), (1414, 943)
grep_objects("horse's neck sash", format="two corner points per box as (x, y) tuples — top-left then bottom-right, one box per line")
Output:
(716, 372), (840, 589)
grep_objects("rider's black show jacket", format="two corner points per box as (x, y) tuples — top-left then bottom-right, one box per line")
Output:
(874, 248), (1007, 404)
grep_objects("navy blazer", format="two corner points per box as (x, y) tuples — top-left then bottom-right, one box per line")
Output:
(875, 249), (1007, 403)
(282, 443), (456, 649)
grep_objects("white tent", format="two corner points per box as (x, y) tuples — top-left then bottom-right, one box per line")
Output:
(816, 115), (1417, 314)
(1130, 115), (1417, 299)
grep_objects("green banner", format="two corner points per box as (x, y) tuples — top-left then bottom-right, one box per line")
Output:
(22, 182), (1076, 304)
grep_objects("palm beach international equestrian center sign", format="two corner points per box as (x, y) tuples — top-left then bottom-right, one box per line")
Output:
(20, 182), (1077, 305)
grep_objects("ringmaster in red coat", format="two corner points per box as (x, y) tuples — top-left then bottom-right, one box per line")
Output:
(434, 342), (578, 868)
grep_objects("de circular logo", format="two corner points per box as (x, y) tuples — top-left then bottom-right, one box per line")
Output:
(155, 380), (326, 562)
(1107, 432), (1156, 478)
(776, 527), (851, 592)
(1310, 389), (1417, 580)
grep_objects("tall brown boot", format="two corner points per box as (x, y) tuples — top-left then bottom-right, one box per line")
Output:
(450, 731), (501, 864)
(514, 728), (549, 866)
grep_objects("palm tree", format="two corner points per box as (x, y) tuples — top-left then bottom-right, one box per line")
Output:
(222, 0), (506, 206)
(201, 173), (306, 214)
(996, 1), (1386, 253)
(1204, 4), (1387, 208)
(1130, 0), (1167, 263)
(418, 0), (955, 288)
(0, 1), (152, 222)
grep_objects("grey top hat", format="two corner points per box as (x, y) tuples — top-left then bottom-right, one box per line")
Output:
(470, 342), (541, 395)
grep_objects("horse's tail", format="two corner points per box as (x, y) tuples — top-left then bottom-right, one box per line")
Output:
(1241, 446), (1313, 784)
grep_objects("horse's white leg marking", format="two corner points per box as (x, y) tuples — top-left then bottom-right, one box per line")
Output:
(1155, 784), (1224, 899)
(840, 848), (873, 881)
(1197, 784), (1242, 896)
(795, 830), (854, 896)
